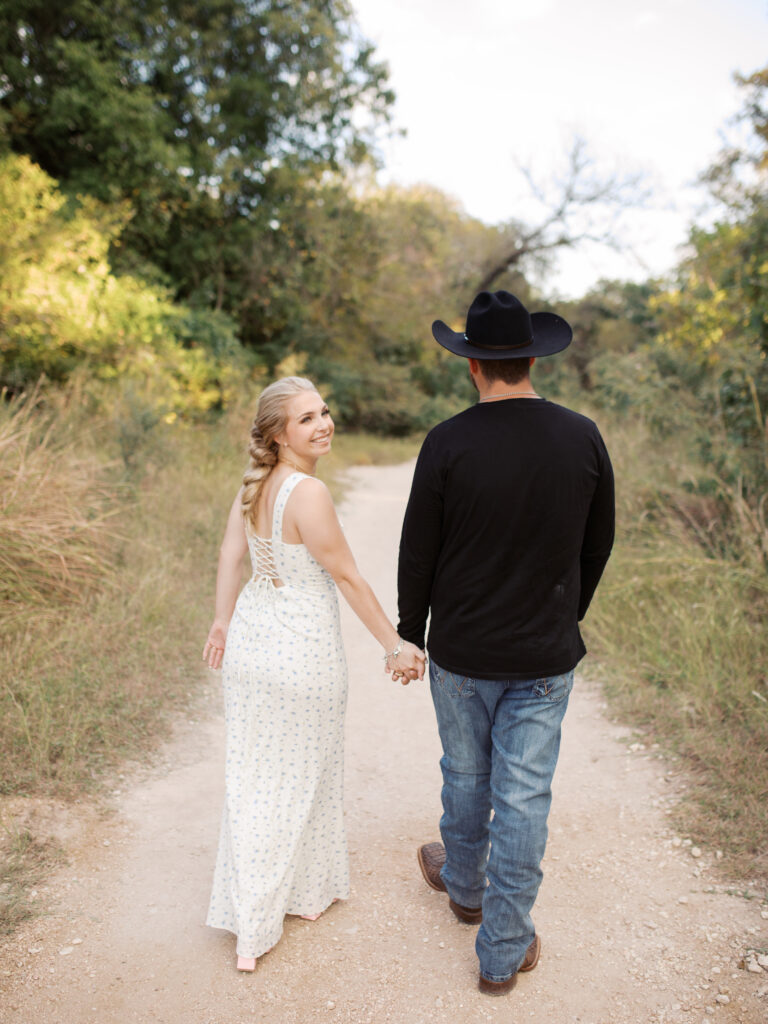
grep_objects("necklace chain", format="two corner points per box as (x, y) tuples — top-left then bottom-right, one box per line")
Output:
(479, 391), (541, 402)
(278, 455), (314, 475)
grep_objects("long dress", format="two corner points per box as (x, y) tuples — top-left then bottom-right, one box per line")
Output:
(206, 472), (350, 958)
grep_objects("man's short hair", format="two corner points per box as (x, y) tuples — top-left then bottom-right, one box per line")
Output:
(478, 357), (531, 385)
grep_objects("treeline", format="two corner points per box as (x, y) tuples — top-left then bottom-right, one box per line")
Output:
(566, 68), (768, 566)
(1, 6), (765, 463)
(0, 0), (528, 434)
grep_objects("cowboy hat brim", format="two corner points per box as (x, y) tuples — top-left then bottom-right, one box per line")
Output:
(432, 312), (572, 359)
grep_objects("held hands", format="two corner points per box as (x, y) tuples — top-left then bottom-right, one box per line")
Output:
(384, 638), (426, 685)
(202, 621), (228, 670)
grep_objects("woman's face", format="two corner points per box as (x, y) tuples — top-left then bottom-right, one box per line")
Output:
(277, 390), (334, 459)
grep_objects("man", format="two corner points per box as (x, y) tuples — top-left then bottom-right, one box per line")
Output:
(396, 290), (614, 995)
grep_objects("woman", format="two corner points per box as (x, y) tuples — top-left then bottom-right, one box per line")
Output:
(202, 376), (424, 972)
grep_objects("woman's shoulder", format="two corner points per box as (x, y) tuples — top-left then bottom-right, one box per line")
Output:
(291, 473), (331, 497)
(282, 476), (336, 535)
(285, 474), (333, 508)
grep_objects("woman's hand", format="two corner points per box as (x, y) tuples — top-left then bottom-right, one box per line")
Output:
(386, 640), (426, 685)
(202, 621), (228, 670)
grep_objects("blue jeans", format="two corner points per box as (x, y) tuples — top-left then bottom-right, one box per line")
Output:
(429, 658), (573, 983)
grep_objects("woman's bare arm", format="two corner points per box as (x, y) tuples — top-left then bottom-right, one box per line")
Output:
(202, 491), (249, 669)
(289, 478), (425, 679)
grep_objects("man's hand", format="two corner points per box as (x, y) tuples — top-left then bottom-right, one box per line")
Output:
(386, 640), (426, 685)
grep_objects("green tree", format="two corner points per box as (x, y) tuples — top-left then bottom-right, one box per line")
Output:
(651, 65), (767, 486)
(556, 279), (659, 391)
(0, 0), (394, 306)
(0, 152), (243, 412)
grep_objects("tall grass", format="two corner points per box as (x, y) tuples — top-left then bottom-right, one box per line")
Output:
(583, 413), (768, 878)
(0, 825), (63, 935)
(0, 392), (239, 794)
(0, 392), (115, 612)
(0, 393), (422, 797)
(3, 384), (765, 899)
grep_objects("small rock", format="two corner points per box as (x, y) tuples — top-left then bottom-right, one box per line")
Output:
(746, 960), (763, 974)
(691, 847), (702, 859)
(326, 1000), (335, 1009)
(671, 837), (682, 847)
(678, 896), (688, 904)
(715, 994), (730, 1005)
(102, 840), (110, 847)
(715, 850), (722, 860)
(59, 947), (74, 956)
(28, 946), (43, 955)
(757, 954), (768, 968)
(72, 938), (83, 945)
(438, 942), (445, 948)
(705, 1007), (715, 1016)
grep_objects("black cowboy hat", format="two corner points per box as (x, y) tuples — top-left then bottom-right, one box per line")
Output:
(432, 290), (572, 360)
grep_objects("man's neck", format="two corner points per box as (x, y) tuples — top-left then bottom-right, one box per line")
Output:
(475, 378), (539, 403)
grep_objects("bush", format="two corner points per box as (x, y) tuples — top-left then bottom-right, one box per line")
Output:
(313, 359), (468, 436)
(0, 153), (248, 418)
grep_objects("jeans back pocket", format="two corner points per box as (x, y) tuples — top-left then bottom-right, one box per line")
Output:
(533, 671), (574, 703)
(432, 663), (476, 698)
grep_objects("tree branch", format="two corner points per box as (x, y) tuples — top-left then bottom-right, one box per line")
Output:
(478, 136), (647, 293)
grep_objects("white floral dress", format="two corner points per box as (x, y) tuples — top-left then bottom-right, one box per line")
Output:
(206, 473), (349, 958)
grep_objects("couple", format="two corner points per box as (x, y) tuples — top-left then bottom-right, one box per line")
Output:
(202, 291), (615, 994)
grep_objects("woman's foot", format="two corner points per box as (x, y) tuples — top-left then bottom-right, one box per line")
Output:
(236, 956), (257, 972)
(299, 897), (341, 921)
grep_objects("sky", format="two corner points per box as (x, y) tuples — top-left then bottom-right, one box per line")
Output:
(349, 0), (768, 298)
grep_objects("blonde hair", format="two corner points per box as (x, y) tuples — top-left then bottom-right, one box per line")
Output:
(241, 376), (319, 529)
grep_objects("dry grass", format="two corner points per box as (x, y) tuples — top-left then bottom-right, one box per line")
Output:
(0, 825), (64, 935)
(0, 402), (422, 797)
(0, 401), (236, 795)
(0, 392), (116, 613)
(583, 413), (768, 879)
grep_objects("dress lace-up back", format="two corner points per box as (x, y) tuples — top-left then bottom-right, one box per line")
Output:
(248, 533), (282, 586)
(207, 472), (349, 958)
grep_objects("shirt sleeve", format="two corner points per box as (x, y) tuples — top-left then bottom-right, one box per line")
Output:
(397, 433), (444, 648)
(578, 428), (615, 620)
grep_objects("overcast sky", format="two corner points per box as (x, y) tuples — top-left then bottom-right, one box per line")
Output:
(350, 0), (768, 298)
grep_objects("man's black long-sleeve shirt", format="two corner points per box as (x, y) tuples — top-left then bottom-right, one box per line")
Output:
(397, 398), (614, 680)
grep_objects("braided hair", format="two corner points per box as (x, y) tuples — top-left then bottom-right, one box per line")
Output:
(241, 376), (318, 530)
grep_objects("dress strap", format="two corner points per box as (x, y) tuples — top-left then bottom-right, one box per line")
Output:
(272, 472), (309, 542)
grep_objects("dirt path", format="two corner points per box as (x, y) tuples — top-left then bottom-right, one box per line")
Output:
(1, 461), (767, 1024)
